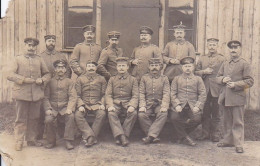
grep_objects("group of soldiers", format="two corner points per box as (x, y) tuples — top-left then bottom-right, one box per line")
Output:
(7, 23), (254, 154)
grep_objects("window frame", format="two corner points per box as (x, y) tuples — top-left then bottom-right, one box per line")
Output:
(164, 0), (197, 48)
(63, 0), (97, 51)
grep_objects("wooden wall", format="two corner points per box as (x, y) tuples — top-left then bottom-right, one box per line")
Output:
(0, 0), (259, 110)
(0, 0), (64, 103)
(196, 0), (260, 110)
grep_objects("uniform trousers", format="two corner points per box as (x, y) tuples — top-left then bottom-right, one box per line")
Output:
(221, 106), (244, 147)
(170, 105), (201, 139)
(108, 104), (137, 138)
(138, 105), (168, 138)
(45, 113), (75, 143)
(75, 108), (106, 140)
(14, 100), (42, 143)
(201, 91), (220, 137)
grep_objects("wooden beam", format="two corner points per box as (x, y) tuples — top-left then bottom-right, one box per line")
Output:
(37, 0), (47, 53)
(217, 0), (226, 54)
(96, 0), (101, 45)
(28, 0), (37, 38)
(0, 20), (3, 102)
(55, 0), (63, 50)
(248, 0), (259, 110)
(159, 0), (165, 51)
(14, 0), (19, 56)
(197, 0), (207, 55)
(47, 0), (56, 35)
(18, 0), (27, 55)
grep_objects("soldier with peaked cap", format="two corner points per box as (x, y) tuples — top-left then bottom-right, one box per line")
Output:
(43, 59), (77, 150)
(7, 37), (51, 151)
(216, 40), (254, 153)
(163, 22), (196, 82)
(97, 31), (123, 80)
(138, 58), (170, 144)
(130, 26), (163, 82)
(75, 60), (107, 148)
(70, 25), (102, 76)
(106, 57), (138, 147)
(195, 38), (226, 142)
(170, 55), (206, 146)
(38, 34), (72, 140)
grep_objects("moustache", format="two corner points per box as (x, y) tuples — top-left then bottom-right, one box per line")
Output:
(88, 69), (95, 71)
(152, 69), (159, 71)
(231, 51), (236, 53)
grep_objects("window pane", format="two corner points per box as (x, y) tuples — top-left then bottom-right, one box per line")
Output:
(168, 0), (194, 43)
(66, 0), (94, 48)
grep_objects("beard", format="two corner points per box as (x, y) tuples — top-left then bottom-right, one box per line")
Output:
(46, 44), (55, 51)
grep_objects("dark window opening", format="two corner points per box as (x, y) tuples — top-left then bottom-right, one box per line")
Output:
(64, 0), (96, 49)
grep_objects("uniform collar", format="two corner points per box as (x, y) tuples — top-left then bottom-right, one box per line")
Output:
(108, 45), (119, 51)
(208, 52), (218, 57)
(55, 74), (65, 80)
(85, 72), (97, 80)
(84, 40), (94, 45)
(174, 39), (186, 45)
(149, 72), (161, 79)
(117, 72), (129, 79)
(182, 73), (195, 79)
(140, 43), (151, 48)
(24, 54), (36, 58)
(45, 49), (57, 55)
(229, 57), (241, 63)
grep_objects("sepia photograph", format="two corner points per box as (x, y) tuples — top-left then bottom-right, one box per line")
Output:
(0, 0), (260, 165)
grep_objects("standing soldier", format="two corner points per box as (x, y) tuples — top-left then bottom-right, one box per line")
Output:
(163, 22), (196, 82)
(70, 25), (102, 76)
(130, 26), (162, 82)
(38, 34), (72, 140)
(7, 37), (50, 151)
(138, 58), (170, 144)
(170, 56), (206, 146)
(75, 61), (107, 148)
(43, 60), (77, 150)
(106, 57), (138, 147)
(195, 38), (226, 142)
(97, 31), (123, 80)
(216, 40), (254, 153)
(41, 35), (72, 78)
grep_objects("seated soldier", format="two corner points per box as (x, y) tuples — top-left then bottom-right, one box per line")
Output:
(138, 58), (170, 144)
(43, 59), (77, 150)
(75, 61), (107, 148)
(106, 57), (139, 147)
(170, 56), (206, 146)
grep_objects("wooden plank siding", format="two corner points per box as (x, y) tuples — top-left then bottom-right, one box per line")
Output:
(0, 0), (259, 111)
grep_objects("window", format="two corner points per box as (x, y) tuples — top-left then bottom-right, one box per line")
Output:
(167, 0), (197, 46)
(64, 0), (96, 49)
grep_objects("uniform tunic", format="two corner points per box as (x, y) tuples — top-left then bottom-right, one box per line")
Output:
(138, 73), (170, 138)
(7, 54), (50, 142)
(216, 57), (254, 147)
(130, 44), (162, 82)
(163, 40), (196, 82)
(170, 73), (207, 139)
(70, 41), (102, 75)
(75, 73), (107, 139)
(105, 73), (138, 138)
(195, 52), (225, 137)
(97, 46), (123, 80)
(40, 50), (72, 78)
(43, 75), (77, 142)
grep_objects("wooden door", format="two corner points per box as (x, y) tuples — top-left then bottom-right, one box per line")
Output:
(101, 0), (161, 57)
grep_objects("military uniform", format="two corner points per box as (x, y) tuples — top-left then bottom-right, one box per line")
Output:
(75, 72), (107, 140)
(170, 73), (207, 140)
(163, 23), (196, 82)
(216, 41), (253, 150)
(106, 72), (139, 139)
(41, 50), (72, 78)
(195, 51), (225, 139)
(7, 38), (50, 146)
(97, 46), (123, 80)
(138, 72), (170, 139)
(130, 26), (162, 82)
(70, 25), (102, 76)
(43, 75), (77, 144)
(70, 42), (102, 76)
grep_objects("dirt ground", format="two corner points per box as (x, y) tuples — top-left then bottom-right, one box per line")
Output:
(1, 103), (260, 166)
